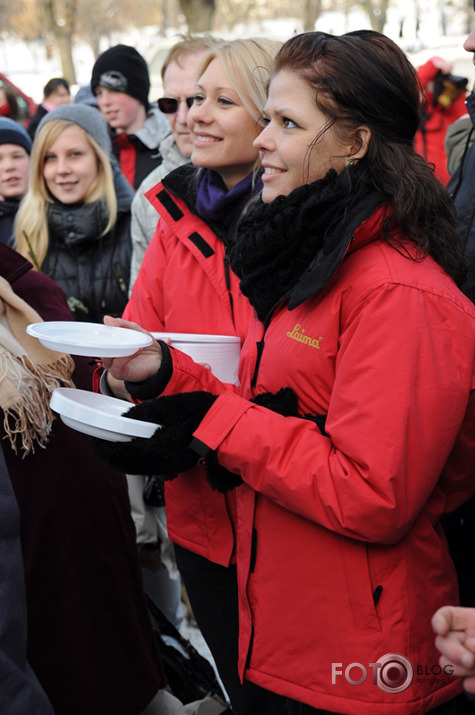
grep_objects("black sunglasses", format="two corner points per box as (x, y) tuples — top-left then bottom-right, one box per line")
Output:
(158, 96), (195, 114)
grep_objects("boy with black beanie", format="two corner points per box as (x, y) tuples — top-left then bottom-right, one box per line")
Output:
(91, 44), (169, 191)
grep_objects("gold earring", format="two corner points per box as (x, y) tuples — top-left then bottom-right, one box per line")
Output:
(347, 157), (355, 167)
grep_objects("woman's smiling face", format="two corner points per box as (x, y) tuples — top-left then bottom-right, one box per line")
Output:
(187, 57), (261, 190)
(43, 125), (98, 204)
(255, 69), (350, 203)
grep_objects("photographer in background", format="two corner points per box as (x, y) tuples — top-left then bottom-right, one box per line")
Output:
(414, 55), (468, 184)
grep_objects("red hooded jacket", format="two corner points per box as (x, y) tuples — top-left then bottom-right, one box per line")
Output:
(123, 173), (253, 564)
(162, 205), (475, 713)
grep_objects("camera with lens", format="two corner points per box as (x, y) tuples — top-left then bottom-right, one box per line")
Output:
(433, 71), (468, 107)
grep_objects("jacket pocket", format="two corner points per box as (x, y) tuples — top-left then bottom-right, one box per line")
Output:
(341, 538), (382, 632)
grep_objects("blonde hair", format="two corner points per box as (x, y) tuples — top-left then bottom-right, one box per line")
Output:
(14, 119), (117, 269)
(197, 37), (282, 126)
(161, 34), (222, 82)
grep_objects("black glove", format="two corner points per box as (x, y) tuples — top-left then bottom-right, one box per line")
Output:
(252, 386), (300, 416)
(91, 391), (217, 476)
(205, 452), (244, 494)
(205, 387), (328, 493)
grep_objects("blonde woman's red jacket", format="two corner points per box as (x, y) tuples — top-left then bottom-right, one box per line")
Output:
(123, 169), (253, 565)
(163, 204), (475, 713)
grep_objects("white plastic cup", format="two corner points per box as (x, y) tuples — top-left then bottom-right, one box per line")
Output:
(152, 332), (241, 385)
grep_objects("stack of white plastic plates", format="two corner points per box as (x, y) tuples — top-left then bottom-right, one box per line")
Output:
(50, 388), (160, 442)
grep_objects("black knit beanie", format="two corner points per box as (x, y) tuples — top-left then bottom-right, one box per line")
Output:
(91, 44), (150, 109)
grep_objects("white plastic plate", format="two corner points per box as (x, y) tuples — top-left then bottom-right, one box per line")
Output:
(27, 321), (153, 358)
(50, 387), (160, 442)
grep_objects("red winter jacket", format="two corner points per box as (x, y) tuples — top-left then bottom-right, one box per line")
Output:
(123, 170), (253, 565)
(415, 58), (468, 185)
(165, 205), (475, 713)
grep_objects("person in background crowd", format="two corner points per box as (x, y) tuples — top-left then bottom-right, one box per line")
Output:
(0, 85), (22, 123)
(0, 118), (31, 245)
(445, 113), (473, 177)
(102, 37), (289, 715)
(27, 77), (70, 140)
(91, 44), (169, 191)
(93, 29), (475, 714)
(0, 240), (167, 715)
(129, 34), (220, 288)
(414, 55), (467, 184)
(0, 437), (55, 715)
(446, 5), (475, 306)
(14, 104), (133, 323)
(435, 13), (475, 715)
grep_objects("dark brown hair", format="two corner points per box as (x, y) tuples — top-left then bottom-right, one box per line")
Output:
(272, 30), (466, 284)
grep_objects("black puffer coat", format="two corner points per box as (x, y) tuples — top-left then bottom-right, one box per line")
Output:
(42, 165), (132, 323)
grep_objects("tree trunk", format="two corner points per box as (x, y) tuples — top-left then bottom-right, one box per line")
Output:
(360, 0), (389, 33)
(55, 32), (76, 84)
(466, 0), (473, 35)
(178, 0), (215, 32)
(303, 0), (322, 32)
(42, 0), (77, 84)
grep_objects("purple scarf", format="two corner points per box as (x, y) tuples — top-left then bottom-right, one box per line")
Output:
(195, 169), (262, 237)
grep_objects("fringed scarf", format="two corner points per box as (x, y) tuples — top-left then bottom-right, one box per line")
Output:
(0, 276), (75, 457)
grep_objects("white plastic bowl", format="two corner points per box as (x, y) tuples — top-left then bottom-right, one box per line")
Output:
(152, 332), (241, 385)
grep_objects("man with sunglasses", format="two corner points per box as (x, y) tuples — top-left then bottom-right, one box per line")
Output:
(91, 44), (169, 192)
(129, 36), (219, 287)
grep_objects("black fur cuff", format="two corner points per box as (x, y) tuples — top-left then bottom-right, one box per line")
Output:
(125, 340), (173, 400)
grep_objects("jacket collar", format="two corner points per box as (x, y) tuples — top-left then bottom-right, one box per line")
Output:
(287, 192), (387, 309)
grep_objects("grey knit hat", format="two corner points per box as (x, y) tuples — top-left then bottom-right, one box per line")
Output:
(36, 104), (111, 157)
(74, 84), (99, 108)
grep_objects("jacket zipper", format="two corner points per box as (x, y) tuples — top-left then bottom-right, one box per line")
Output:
(250, 311), (275, 388)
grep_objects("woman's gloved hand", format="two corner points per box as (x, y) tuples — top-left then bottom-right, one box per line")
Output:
(91, 391), (217, 476)
(205, 387), (328, 493)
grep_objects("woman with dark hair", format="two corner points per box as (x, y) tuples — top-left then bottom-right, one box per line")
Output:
(92, 31), (475, 714)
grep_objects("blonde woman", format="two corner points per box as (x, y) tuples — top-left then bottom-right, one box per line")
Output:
(15, 104), (132, 323)
(112, 37), (286, 715)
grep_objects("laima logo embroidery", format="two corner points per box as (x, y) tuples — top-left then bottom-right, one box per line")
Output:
(287, 324), (322, 349)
